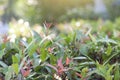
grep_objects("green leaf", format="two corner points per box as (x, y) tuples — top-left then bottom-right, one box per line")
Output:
(103, 52), (119, 65)
(12, 63), (19, 75)
(39, 35), (53, 46)
(97, 38), (117, 44)
(106, 44), (112, 56)
(28, 43), (38, 58)
(15, 53), (21, 63)
(19, 55), (28, 72)
(80, 44), (88, 55)
(114, 64), (120, 80)
(5, 66), (13, 80)
(73, 56), (87, 60)
(25, 39), (39, 58)
(106, 65), (114, 80)
(81, 67), (88, 79)
(0, 49), (5, 59)
(49, 54), (56, 65)
(0, 61), (8, 67)
(12, 55), (18, 63)
(40, 48), (48, 61)
(89, 33), (97, 45)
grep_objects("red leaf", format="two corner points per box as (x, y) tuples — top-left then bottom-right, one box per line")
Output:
(48, 48), (52, 53)
(3, 35), (9, 43)
(45, 21), (52, 28)
(57, 58), (64, 75)
(75, 72), (82, 78)
(57, 58), (64, 69)
(66, 57), (71, 65)
(21, 68), (30, 77)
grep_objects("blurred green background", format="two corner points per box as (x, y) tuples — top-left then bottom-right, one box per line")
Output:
(0, 0), (120, 24)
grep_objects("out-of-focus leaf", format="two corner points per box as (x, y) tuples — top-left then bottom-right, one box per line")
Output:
(49, 54), (56, 65)
(73, 57), (87, 60)
(0, 49), (5, 59)
(40, 48), (48, 61)
(12, 55), (18, 63)
(66, 57), (71, 65)
(12, 63), (19, 75)
(103, 52), (119, 65)
(106, 44), (112, 56)
(25, 39), (39, 58)
(21, 68), (30, 77)
(81, 67), (88, 79)
(19, 55), (28, 72)
(97, 38), (117, 44)
(57, 58), (64, 69)
(80, 44), (88, 55)
(114, 64), (120, 80)
(0, 61), (8, 67)
(5, 66), (13, 80)
(89, 33), (97, 45)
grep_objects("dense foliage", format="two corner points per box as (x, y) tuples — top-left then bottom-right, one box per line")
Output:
(0, 18), (120, 80)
